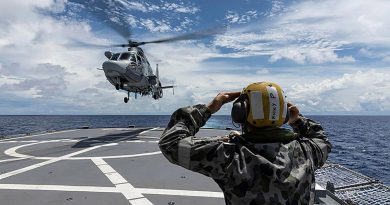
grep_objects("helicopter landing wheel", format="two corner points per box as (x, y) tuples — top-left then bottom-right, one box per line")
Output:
(124, 97), (129, 103)
(115, 84), (120, 90)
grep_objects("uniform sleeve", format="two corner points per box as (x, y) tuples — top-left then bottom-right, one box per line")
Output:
(159, 104), (235, 179)
(289, 116), (332, 169)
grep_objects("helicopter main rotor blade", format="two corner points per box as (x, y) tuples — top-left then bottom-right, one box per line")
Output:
(137, 25), (227, 45)
(68, 0), (132, 40)
(66, 40), (125, 49)
(98, 18), (132, 41)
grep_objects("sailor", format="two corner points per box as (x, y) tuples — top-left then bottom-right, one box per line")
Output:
(159, 82), (332, 205)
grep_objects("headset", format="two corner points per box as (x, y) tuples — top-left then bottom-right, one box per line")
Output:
(231, 93), (290, 125)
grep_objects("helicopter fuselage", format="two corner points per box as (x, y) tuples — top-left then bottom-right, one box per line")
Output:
(102, 47), (154, 92)
(101, 47), (172, 102)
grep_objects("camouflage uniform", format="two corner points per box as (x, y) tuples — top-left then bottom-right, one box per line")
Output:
(159, 104), (332, 205)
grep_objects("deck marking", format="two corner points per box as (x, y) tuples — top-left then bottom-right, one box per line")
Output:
(0, 183), (224, 198)
(0, 184), (119, 193)
(125, 140), (145, 143)
(137, 188), (224, 198)
(139, 127), (159, 135)
(101, 143), (118, 147)
(70, 151), (162, 160)
(4, 140), (161, 160)
(4, 141), (47, 158)
(0, 139), (78, 144)
(138, 136), (159, 139)
(0, 140), (39, 143)
(102, 128), (133, 131)
(0, 145), (101, 180)
(0, 158), (27, 163)
(92, 158), (154, 205)
(33, 151), (162, 160)
(0, 129), (77, 142)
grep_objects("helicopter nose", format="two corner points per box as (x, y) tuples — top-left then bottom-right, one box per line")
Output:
(102, 61), (142, 83)
(102, 61), (128, 74)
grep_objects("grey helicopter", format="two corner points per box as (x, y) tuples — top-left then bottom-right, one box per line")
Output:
(62, 0), (225, 103)
(101, 45), (172, 103)
(93, 27), (224, 103)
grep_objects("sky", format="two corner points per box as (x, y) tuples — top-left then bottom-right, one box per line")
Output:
(0, 0), (389, 115)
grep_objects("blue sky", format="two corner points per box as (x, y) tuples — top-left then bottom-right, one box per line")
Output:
(0, 0), (389, 115)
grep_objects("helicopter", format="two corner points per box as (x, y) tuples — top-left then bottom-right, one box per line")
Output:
(101, 46), (173, 103)
(93, 27), (225, 103)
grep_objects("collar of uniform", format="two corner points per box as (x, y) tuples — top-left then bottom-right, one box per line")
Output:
(242, 126), (296, 143)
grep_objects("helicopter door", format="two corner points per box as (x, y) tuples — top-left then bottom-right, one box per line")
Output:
(136, 55), (142, 66)
(138, 55), (149, 76)
(129, 54), (137, 66)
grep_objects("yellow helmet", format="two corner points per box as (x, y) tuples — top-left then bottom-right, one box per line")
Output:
(231, 82), (288, 127)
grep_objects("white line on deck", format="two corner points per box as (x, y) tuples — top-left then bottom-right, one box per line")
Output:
(125, 140), (145, 143)
(0, 140), (39, 143)
(0, 145), (102, 180)
(0, 184), (224, 198)
(137, 188), (224, 198)
(139, 127), (159, 135)
(3, 140), (161, 160)
(138, 136), (159, 139)
(92, 158), (154, 205)
(0, 184), (119, 193)
(0, 129), (77, 142)
(68, 151), (161, 160)
(4, 141), (47, 158)
(102, 128), (134, 131)
(0, 158), (27, 163)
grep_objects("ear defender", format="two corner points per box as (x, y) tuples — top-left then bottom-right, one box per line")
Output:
(231, 82), (290, 127)
(231, 94), (248, 124)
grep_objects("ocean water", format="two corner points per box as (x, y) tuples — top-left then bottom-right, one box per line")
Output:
(0, 115), (389, 185)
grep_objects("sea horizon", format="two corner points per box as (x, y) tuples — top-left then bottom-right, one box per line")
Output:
(0, 115), (389, 186)
(1, 114), (390, 116)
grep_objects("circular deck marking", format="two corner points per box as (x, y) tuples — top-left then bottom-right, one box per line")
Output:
(0, 128), (227, 205)
(3, 139), (161, 160)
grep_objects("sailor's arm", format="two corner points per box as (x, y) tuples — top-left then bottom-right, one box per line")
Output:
(159, 92), (240, 178)
(159, 104), (234, 178)
(288, 104), (332, 169)
(158, 104), (212, 165)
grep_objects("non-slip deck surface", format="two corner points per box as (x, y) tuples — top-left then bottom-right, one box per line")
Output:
(0, 128), (229, 205)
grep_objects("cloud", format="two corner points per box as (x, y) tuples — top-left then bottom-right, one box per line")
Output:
(162, 2), (199, 14)
(214, 0), (390, 65)
(139, 19), (172, 32)
(0, 63), (77, 99)
(266, 0), (286, 17)
(226, 10), (258, 24)
(287, 69), (390, 113)
(256, 68), (270, 75)
(1, 0), (389, 115)
(283, 0), (390, 45)
(59, 0), (199, 33)
(269, 48), (355, 64)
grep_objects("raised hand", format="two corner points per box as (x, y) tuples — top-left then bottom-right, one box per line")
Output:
(207, 92), (241, 114)
(287, 102), (300, 124)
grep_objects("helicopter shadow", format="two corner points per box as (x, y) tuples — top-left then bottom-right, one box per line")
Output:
(71, 128), (150, 148)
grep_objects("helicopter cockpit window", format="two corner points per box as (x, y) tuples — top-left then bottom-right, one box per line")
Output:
(136, 56), (142, 65)
(110, 53), (120, 61)
(119, 52), (131, 60)
(130, 55), (137, 65)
